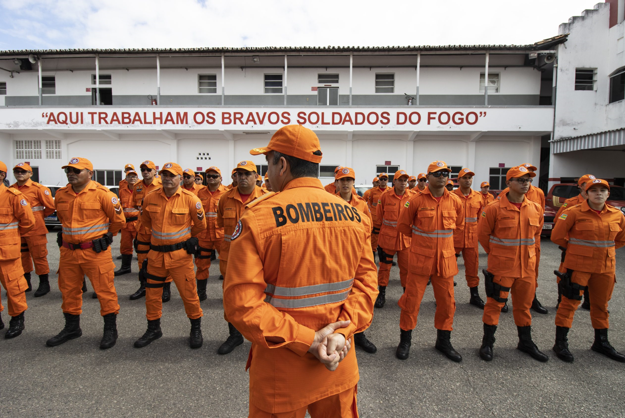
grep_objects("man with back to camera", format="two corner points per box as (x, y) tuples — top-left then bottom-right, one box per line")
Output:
(114, 169), (140, 277)
(224, 124), (377, 417)
(182, 168), (202, 195)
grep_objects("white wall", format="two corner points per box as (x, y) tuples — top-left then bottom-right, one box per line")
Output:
(551, 149), (625, 180)
(420, 67), (540, 95)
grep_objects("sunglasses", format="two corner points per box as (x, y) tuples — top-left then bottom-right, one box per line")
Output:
(418, 179), (427, 182)
(512, 178), (533, 184)
(13, 170), (28, 175)
(205, 174), (220, 179)
(429, 171), (449, 178)
(64, 167), (83, 174)
(141, 168), (152, 172)
(183, 175), (193, 179)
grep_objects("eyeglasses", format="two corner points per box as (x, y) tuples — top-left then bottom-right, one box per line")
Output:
(13, 170), (28, 175)
(512, 178), (533, 184)
(183, 175), (193, 179)
(429, 171), (449, 178)
(418, 179), (427, 182)
(141, 168), (152, 172)
(205, 174), (220, 179)
(64, 167), (83, 174)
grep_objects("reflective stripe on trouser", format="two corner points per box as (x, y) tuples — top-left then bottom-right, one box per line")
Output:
(555, 271), (615, 330)
(136, 232), (151, 273)
(455, 246), (479, 288)
(534, 239), (541, 288)
(377, 247), (409, 288)
(0, 259), (28, 317)
(399, 273), (456, 331)
(145, 253), (202, 321)
(58, 247), (119, 316)
(482, 275), (533, 327)
(120, 227), (137, 255)
(20, 234), (50, 275)
(249, 385), (358, 418)
(195, 239), (222, 281)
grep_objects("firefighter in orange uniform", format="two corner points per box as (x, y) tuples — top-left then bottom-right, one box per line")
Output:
(118, 163), (135, 192)
(408, 175), (417, 190)
(477, 165), (547, 362)
(396, 161), (464, 362)
(363, 177), (378, 211)
(217, 160), (267, 355)
(46, 157), (125, 349)
(133, 162), (207, 349)
(194, 172), (204, 185)
(129, 160), (162, 301)
(226, 169), (237, 191)
(182, 168), (202, 195)
(416, 173), (427, 191)
(452, 168), (485, 308)
(367, 173), (389, 256)
(445, 179), (455, 191)
(551, 179), (625, 363)
(11, 162), (55, 297)
(323, 166), (342, 194)
(375, 170), (412, 309)
(0, 161), (35, 338)
(224, 125), (377, 417)
(195, 166), (227, 300)
(480, 182), (495, 206)
(114, 169), (140, 277)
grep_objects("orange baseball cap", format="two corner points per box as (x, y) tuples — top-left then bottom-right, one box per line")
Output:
(124, 163), (135, 171)
(334, 166), (344, 174)
(183, 168), (196, 177)
(417, 173), (426, 180)
(506, 165), (536, 181)
(480, 181), (490, 188)
(250, 124), (323, 163)
(427, 161), (451, 173)
(394, 170), (409, 181)
(408, 175), (417, 181)
(140, 160), (156, 170)
(159, 162), (183, 176)
(235, 160), (257, 173)
(205, 166), (221, 175)
(578, 174), (596, 187)
(522, 163), (537, 172)
(336, 167), (356, 180)
(373, 177), (379, 182)
(378, 173), (389, 179)
(458, 168), (475, 177)
(63, 157), (93, 171)
(0, 161), (7, 173)
(14, 162), (33, 172)
(585, 178), (610, 192)
(126, 170), (138, 176)
(446, 179), (454, 186)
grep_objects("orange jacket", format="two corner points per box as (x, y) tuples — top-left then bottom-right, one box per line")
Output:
(197, 184), (228, 241)
(367, 186), (390, 227)
(452, 188), (483, 249)
(398, 187), (464, 277)
(55, 180), (125, 244)
(500, 185), (545, 210)
(551, 200), (625, 274)
(0, 185), (35, 260)
(363, 188), (373, 211)
(119, 179), (128, 192)
(377, 187), (412, 251)
(182, 183), (202, 196)
(337, 190), (372, 226)
(554, 194), (584, 224)
(324, 182), (336, 194)
(10, 179), (55, 237)
(132, 178), (162, 235)
(478, 193), (543, 278)
(119, 185), (140, 231)
(217, 186), (267, 261)
(223, 177), (377, 414)
(481, 192), (495, 207)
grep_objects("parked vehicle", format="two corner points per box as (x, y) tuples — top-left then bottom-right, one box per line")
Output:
(354, 185), (373, 197)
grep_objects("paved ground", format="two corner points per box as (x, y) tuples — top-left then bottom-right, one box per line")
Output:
(1, 233), (625, 417)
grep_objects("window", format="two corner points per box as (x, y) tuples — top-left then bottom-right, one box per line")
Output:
(489, 167), (511, 190)
(94, 170), (123, 187)
(0, 82), (6, 95)
(256, 165), (268, 176)
(92, 88), (113, 105)
(318, 87), (339, 106)
(264, 74), (283, 94)
(320, 165), (339, 177)
(480, 73), (500, 93)
(45, 140), (62, 159)
(15, 140), (42, 160)
(448, 166), (463, 181)
(375, 74), (394, 93)
(199, 74), (217, 94)
(575, 68), (596, 91)
(609, 67), (625, 103)
(41, 76), (55, 94)
(91, 74), (112, 85)
(376, 165), (400, 176)
(318, 74), (339, 84)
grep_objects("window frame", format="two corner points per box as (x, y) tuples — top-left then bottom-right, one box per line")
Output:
(488, 167), (511, 190)
(45, 140), (62, 160)
(91, 74), (112, 85)
(264, 74), (283, 94)
(0, 81), (6, 95)
(94, 170), (124, 187)
(375, 165), (400, 176)
(609, 67), (625, 103)
(479, 73), (500, 93)
(375, 73), (395, 94)
(41, 76), (56, 95)
(318, 73), (339, 84)
(317, 87), (339, 106)
(320, 165), (339, 178)
(574, 68), (596, 91)
(198, 74), (217, 94)
(15, 140), (42, 160)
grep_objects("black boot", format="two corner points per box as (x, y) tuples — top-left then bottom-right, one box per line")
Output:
(134, 319), (163, 348)
(92, 292), (98, 299)
(100, 313), (118, 349)
(162, 282), (171, 303)
(116, 254), (123, 260)
(435, 329), (462, 362)
(479, 324), (497, 361)
(217, 322), (244, 355)
(197, 279), (207, 302)
(46, 313), (82, 347)
(553, 326), (574, 363)
(25, 272), (32, 292)
(517, 326), (549, 362)
(396, 329), (412, 360)
(581, 289), (590, 310)
(5, 312), (25, 339)
(469, 286), (485, 309)
(354, 332), (377, 354)
(0, 313), (3, 330)
(374, 286), (386, 309)
(501, 301), (509, 313)
(190, 318), (203, 349)
(114, 254), (132, 276)
(129, 279), (146, 300)
(531, 295), (548, 314)
(34, 274), (50, 297)
(219, 275), (224, 280)
(591, 329), (625, 362)
(81, 280), (87, 293)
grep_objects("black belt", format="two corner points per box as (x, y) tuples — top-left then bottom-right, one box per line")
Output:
(196, 246), (215, 260)
(125, 216), (138, 222)
(150, 241), (186, 253)
(372, 227), (380, 234)
(145, 271), (167, 288)
(134, 239), (151, 254)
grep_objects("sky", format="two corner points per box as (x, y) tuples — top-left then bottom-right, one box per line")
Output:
(0, 0), (605, 51)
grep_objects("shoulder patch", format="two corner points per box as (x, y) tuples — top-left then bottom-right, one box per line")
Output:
(231, 220), (242, 240)
(562, 203), (568, 208)
(404, 201), (410, 208)
(245, 192), (276, 209)
(481, 211), (486, 218)
(559, 213), (568, 221)
(44, 189), (50, 195)
(20, 198), (28, 206)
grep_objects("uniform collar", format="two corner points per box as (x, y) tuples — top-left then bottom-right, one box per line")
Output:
(283, 177), (323, 191)
(500, 193), (531, 210)
(159, 186), (182, 199)
(454, 187), (477, 198)
(581, 200), (615, 213)
(422, 186), (449, 199)
(14, 179), (33, 188)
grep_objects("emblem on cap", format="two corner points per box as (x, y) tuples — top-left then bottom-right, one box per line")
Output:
(519, 166), (528, 172)
(342, 168), (349, 174)
(196, 202), (202, 209)
(112, 197), (118, 205)
(164, 163), (172, 169)
(589, 175), (596, 180)
(20, 199), (27, 206)
(209, 167), (217, 171)
(593, 179), (602, 184)
(143, 160), (150, 165)
(239, 161), (247, 166)
(437, 162), (444, 167)
(18, 163), (24, 167)
(70, 158), (79, 164)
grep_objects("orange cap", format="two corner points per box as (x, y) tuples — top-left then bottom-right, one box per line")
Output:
(235, 160), (257, 173)
(159, 162), (183, 176)
(373, 177), (379, 182)
(585, 178), (610, 192)
(0, 161), (7, 173)
(480, 181), (490, 188)
(578, 174), (596, 188)
(14, 162), (33, 172)
(124, 163), (135, 171)
(63, 157), (93, 171)
(182, 168), (196, 177)
(427, 161), (451, 173)
(408, 176), (417, 181)
(231, 168), (237, 175)
(522, 163), (537, 172)
(126, 170), (138, 176)
(417, 173), (427, 180)
(446, 179), (454, 186)
(458, 168), (475, 177)
(335, 167), (356, 180)
(394, 170), (409, 181)
(378, 173), (389, 179)
(250, 125), (323, 163)
(140, 160), (156, 170)
(506, 165), (536, 181)
(205, 166), (221, 175)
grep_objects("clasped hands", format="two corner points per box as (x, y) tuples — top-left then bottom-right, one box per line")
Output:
(308, 320), (352, 371)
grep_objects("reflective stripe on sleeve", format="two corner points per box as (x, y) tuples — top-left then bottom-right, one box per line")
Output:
(0, 221), (19, 231)
(31, 206), (45, 212)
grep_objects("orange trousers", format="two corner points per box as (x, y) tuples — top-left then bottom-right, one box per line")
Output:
(145, 251), (202, 321)
(58, 247), (120, 316)
(120, 226), (137, 255)
(371, 228), (379, 252)
(20, 234), (50, 275)
(455, 246), (479, 288)
(249, 385), (358, 418)
(195, 239), (222, 281)
(534, 239), (541, 288)
(0, 259), (28, 317)
(377, 247), (409, 288)
(555, 271), (614, 330)
(135, 232), (151, 273)
(482, 275), (534, 327)
(399, 273), (456, 331)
